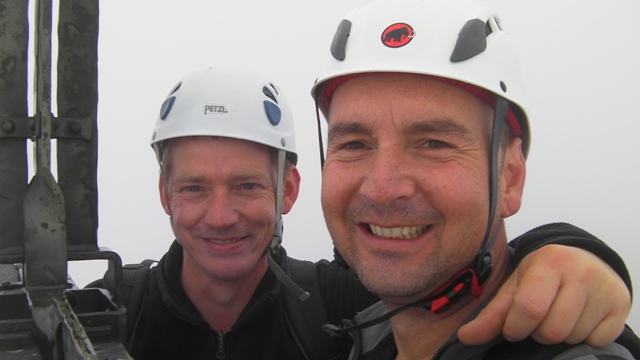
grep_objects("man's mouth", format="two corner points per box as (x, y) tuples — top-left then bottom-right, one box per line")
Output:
(205, 237), (242, 245)
(368, 224), (429, 239)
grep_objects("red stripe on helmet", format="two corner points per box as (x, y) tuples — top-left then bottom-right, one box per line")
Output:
(320, 73), (522, 137)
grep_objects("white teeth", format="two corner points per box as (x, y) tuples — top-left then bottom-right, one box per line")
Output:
(368, 225), (428, 239)
(382, 227), (392, 237)
(207, 238), (239, 244)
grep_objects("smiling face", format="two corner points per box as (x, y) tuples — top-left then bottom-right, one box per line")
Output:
(160, 136), (299, 284)
(321, 73), (521, 304)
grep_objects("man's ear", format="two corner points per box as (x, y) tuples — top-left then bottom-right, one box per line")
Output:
(159, 176), (171, 216)
(501, 137), (526, 218)
(282, 166), (301, 214)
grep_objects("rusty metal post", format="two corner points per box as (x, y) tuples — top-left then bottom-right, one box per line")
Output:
(0, 0), (30, 261)
(1, 1), (131, 358)
(23, 0), (68, 289)
(56, 0), (100, 252)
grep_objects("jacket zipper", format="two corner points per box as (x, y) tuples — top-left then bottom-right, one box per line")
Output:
(216, 331), (226, 359)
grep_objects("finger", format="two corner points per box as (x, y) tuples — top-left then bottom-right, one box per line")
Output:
(458, 274), (517, 345)
(502, 261), (560, 342)
(564, 275), (630, 346)
(551, 250), (630, 346)
(582, 315), (627, 348)
(530, 281), (587, 345)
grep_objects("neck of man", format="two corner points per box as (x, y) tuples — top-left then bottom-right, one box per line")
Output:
(181, 256), (269, 333)
(386, 227), (513, 360)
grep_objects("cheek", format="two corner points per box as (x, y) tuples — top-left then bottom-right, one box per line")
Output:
(420, 163), (489, 216)
(320, 164), (350, 216)
(169, 200), (202, 228)
(320, 163), (359, 245)
(242, 197), (278, 230)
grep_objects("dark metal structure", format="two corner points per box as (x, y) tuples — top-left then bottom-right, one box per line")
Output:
(0, 1), (130, 358)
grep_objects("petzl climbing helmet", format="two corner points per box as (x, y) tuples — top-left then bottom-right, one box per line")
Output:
(151, 66), (297, 165)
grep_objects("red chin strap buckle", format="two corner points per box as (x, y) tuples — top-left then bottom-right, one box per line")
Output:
(428, 268), (485, 314)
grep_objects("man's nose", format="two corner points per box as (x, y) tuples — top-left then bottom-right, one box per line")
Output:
(359, 148), (416, 205)
(203, 190), (240, 228)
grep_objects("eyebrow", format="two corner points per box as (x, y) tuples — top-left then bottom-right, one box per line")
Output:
(327, 121), (372, 144)
(173, 174), (207, 184)
(327, 117), (472, 143)
(173, 170), (270, 184)
(232, 171), (272, 183)
(409, 118), (471, 138)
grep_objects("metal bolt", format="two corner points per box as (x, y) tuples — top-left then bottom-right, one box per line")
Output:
(1, 120), (16, 134)
(69, 121), (82, 134)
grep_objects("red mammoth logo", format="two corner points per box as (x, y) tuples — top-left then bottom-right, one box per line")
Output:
(381, 23), (415, 48)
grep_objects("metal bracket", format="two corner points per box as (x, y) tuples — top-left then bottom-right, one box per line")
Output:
(0, 116), (93, 141)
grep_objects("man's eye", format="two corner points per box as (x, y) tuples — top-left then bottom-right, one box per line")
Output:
(184, 186), (201, 192)
(422, 139), (450, 149)
(241, 183), (258, 190)
(340, 141), (366, 150)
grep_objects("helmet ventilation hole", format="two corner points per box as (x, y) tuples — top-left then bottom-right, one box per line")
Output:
(269, 83), (279, 95)
(159, 96), (176, 120)
(263, 86), (278, 104)
(169, 82), (182, 95)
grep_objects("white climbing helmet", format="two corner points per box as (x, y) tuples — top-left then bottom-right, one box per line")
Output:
(151, 66), (297, 164)
(311, 0), (530, 157)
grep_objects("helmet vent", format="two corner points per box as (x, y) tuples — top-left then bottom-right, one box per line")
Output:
(169, 82), (182, 95)
(485, 21), (493, 37)
(263, 86), (278, 104)
(269, 83), (279, 95)
(500, 81), (507, 93)
(330, 19), (352, 61)
(450, 19), (488, 63)
(264, 101), (282, 126)
(159, 96), (176, 120)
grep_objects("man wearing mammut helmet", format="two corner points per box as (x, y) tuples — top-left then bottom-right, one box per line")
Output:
(312, 0), (639, 358)
(108, 65), (635, 360)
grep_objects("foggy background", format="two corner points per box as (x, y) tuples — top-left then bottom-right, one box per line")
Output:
(64, 0), (639, 329)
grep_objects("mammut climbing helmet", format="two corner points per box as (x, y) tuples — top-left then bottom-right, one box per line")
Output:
(151, 66), (297, 164)
(312, 0), (530, 157)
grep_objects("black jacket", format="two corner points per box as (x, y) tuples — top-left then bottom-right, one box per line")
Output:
(125, 223), (633, 359)
(127, 242), (377, 360)
(341, 224), (638, 360)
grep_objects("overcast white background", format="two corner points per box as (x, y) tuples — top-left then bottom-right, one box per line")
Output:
(65, 0), (639, 330)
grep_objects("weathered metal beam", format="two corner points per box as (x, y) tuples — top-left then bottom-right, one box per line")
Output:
(2, 1), (132, 357)
(0, 0), (30, 261)
(57, 0), (100, 251)
(23, 0), (68, 289)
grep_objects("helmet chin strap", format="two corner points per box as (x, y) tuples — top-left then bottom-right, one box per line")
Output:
(314, 90), (327, 169)
(266, 149), (310, 300)
(271, 149), (287, 250)
(474, 95), (509, 284)
(320, 96), (510, 337)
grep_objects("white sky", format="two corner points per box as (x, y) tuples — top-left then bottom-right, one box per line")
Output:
(67, 0), (640, 330)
